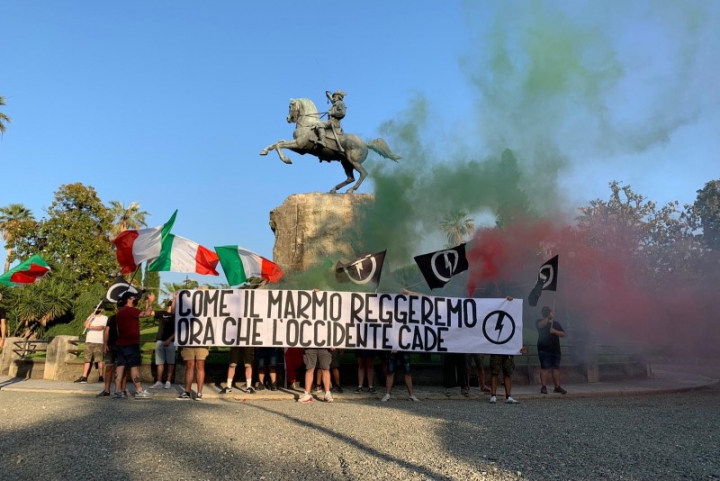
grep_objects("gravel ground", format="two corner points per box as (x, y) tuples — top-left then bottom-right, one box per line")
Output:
(0, 385), (718, 481)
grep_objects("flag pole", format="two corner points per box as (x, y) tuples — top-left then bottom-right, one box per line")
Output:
(83, 267), (141, 336)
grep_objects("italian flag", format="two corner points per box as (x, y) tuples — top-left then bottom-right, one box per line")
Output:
(113, 211), (177, 274)
(148, 234), (219, 276)
(215, 245), (283, 285)
(0, 254), (51, 286)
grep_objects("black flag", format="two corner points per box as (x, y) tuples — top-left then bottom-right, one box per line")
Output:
(528, 255), (559, 307)
(414, 243), (469, 290)
(335, 251), (386, 286)
(105, 276), (139, 303)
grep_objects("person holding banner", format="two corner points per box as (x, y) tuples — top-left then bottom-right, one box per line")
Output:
(381, 351), (420, 403)
(488, 296), (525, 404)
(536, 306), (567, 395)
(298, 347), (334, 403)
(220, 347), (256, 395)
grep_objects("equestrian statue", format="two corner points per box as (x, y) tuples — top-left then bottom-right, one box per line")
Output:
(260, 90), (401, 194)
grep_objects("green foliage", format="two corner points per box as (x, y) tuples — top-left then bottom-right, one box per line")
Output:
(0, 203), (35, 273)
(439, 211), (475, 247)
(692, 179), (720, 251)
(0, 95), (10, 134)
(108, 201), (148, 238)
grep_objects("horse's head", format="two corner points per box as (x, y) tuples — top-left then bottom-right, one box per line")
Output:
(287, 99), (299, 124)
(287, 98), (319, 127)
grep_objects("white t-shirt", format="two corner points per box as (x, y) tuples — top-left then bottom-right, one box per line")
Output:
(86, 315), (108, 344)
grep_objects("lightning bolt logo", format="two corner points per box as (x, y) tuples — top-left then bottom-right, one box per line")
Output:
(482, 310), (516, 345)
(494, 312), (507, 342)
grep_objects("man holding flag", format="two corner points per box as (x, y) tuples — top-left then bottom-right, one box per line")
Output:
(536, 306), (567, 395)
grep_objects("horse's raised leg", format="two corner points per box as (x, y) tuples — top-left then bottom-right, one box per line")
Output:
(260, 140), (293, 164)
(346, 161), (368, 194)
(330, 161), (356, 193)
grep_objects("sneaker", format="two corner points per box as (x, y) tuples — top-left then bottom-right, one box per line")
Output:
(270, 383), (278, 391)
(381, 393), (391, 402)
(96, 390), (111, 398)
(541, 386), (548, 394)
(243, 386), (256, 394)
(176, 391), (192, 400)
(195, 392), (203, 401)
(74, 376), (88, 383)
(506, 397), (519, 404)
(256, 384), (266, 391)
(554, 386), (567, 394)
(98, 376), (104, 383)
(489, 395), (497, 404)
(219, 387), (233, 394)
(134, 390), (152, 400)
(164, 381), (172, 389)
(444, 389), (451, 397)
(150, 381), (164, 389)
(368, 387), (377, 394)
(408, 395), (420, 402)
(354, 386), (363, 393)
(461, 388), (470, 397)
(324, 392), (334, 403)
(314, 385), (323, 393)
(113, 391), (128, 399)
(333, 386), (344, 394)
(298, 392), (313, 403)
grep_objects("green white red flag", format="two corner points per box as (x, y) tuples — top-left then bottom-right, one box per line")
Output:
(148, 234), (219, 276)
(112, 211), (177, 274)
(215, 245), (283, 285)
(0, 254), (51, 286)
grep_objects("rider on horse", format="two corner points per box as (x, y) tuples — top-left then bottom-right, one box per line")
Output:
(315, 90), (346, 150)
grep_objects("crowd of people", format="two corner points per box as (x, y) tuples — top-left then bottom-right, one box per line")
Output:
(81, 291), (567, 403)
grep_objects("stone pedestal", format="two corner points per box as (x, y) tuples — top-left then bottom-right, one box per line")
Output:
(270, 193), (374, 272)
(44, 335), (80, 381)
(0, 337), (24, 376)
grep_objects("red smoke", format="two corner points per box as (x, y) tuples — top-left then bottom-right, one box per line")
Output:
(465, 217), (719, 357)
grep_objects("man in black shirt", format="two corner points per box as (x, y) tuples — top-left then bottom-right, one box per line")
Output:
(536, 306), (567, 395)
(150, 299), (176, 389)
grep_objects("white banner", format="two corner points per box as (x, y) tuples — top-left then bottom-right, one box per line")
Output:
(175, 289), (523, 354)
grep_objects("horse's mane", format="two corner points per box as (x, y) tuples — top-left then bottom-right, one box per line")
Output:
(294, 98), (319, 118)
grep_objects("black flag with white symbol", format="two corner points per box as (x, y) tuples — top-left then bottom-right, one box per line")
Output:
(414, 243), (469, 290)
(105, 276), (139, 303)
(335, 250), (386, 286)
(528, 255), (559, 307)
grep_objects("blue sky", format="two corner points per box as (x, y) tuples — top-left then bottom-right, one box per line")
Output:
(1, 0), (718, 288)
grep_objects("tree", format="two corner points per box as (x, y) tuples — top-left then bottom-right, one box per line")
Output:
(0, 95), (10, 135)
(439, 210), (475, 247)
(108, 201), (149, 238)
(0, 203), (35, 272)
(692, 179), (720, 251)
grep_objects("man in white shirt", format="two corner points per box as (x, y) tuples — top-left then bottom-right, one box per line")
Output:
(74, 308), (108, 383)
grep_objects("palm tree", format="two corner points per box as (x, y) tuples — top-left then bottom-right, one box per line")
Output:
(0, 96), (10, 135)
(0, 203), (34, 272)
(108, 201), (149, 238)
(439, 210), (475, 247)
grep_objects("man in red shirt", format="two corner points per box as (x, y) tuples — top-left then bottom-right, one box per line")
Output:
(115, 291), (155, 399)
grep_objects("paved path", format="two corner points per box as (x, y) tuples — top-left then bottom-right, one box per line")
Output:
(1, 367), (715, 400)
(1, 365), (718, 480)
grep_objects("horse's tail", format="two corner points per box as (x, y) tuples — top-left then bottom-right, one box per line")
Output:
(367, 138), (401, 162)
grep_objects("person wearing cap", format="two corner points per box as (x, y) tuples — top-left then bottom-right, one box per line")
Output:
(315, 89), (346, 149)
(114, 290), (155, 400)
(536, 306), (567, 395)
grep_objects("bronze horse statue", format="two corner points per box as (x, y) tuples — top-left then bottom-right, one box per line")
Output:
(260, 98), (401, 193)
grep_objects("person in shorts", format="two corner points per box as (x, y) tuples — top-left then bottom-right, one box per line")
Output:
(536, 306), (567, 395)
(466, 353), (490, 393)
(381, 351), (419, 403)
(298, 348), (333, 403)
(114, 291), (155, 400)
(355, 349), (377, 393)
(96, 312), (126, 398)
(74, 308), (108, 383)
(177, 346), (209, 400)
(150, 298), (176, 389)
(219, 347), (255, 394)
(256, 347), (278, 391)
